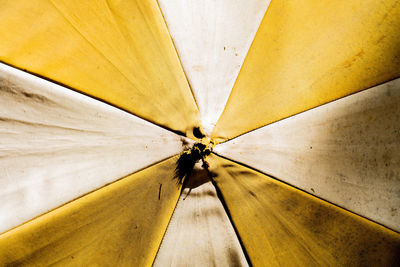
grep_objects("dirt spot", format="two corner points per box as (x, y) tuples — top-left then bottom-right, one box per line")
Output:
(375, 35), (386, 44)
(221, 164), (235, 168)
(192, 65), (204, 72)
(248, 190), (257, 199)
(342, 49), (365, 68)
(0, 79), (54, 104)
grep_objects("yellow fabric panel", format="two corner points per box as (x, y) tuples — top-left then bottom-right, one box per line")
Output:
(209, 155), (400, 266)
(0, 157), (181, 266)
(212, 0), (400, 142)
(0, 0), (200, 138)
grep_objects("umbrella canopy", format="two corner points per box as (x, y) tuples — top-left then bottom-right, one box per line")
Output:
(0, 0), (399, 266)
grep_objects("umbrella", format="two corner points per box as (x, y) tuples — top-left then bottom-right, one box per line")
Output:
(0, 0), (399, 266)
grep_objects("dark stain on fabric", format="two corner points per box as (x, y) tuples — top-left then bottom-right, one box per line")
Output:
(248, 190), (257, 199)
(158, 184), (162, 200)
(342, 49), (365, 68)
(0, 79), (54, 104)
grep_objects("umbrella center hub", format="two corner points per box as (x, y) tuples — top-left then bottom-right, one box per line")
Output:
(175, 142), (213, 184)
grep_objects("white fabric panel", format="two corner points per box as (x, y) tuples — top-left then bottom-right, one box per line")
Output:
(158, 0), (271, 135)
(154, 164), (248, 266)
(215, 79), (400, 231)
(0, 63), (186, 233)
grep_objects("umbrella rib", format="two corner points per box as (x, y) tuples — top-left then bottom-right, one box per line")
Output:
(0, 61), (189, 138)
(208, 171), (253, 267)
(212, 152), (400, 234)
(215, 75), (400, 145)
(155, 0), (200, 113)
(151, 174), (184, 266)
(0, 154), (180, 237)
